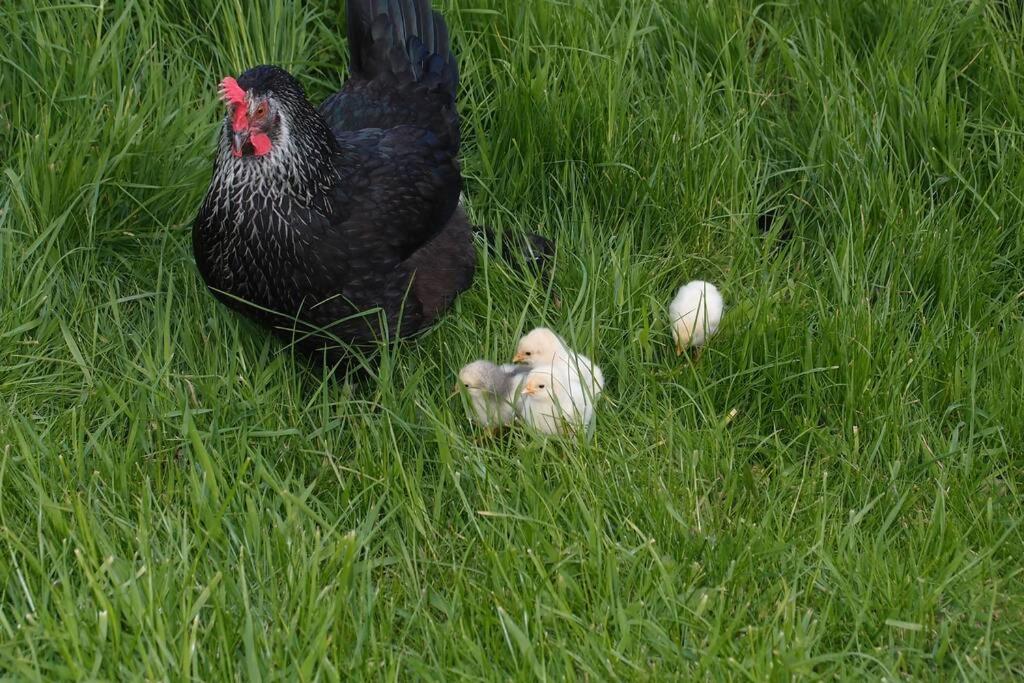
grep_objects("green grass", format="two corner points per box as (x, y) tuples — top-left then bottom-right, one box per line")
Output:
(2, 0), (1023, 678)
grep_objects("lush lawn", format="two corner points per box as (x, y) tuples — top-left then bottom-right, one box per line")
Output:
(2, 0), (1023, 678)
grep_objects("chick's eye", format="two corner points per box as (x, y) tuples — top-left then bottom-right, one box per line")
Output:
(525, 351), (532, 356)
(538, 384), (545, 389)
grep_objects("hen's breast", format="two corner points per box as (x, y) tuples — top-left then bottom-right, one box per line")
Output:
(194, 172), (413, 347)
(197, 192), (328, 312)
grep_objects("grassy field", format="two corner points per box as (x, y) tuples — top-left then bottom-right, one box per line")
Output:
(2, 0), (1023, 678)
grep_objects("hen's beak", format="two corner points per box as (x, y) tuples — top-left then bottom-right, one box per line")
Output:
(512, 352), (526, 363)
(231, 131), (251, 158)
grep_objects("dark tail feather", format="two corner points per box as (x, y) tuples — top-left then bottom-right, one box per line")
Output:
(347, 0), (458, 99)
(477, 225), (556, 283)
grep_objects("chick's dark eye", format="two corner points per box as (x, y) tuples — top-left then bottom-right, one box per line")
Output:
(525, 351), (532, 356)
(464, 383), (470, 388)
(539, 384), (545, 389)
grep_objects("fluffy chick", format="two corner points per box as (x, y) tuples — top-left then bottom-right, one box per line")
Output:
(518, 364), (595, 437)
(457, 360), (529, 430)
(512, 327), (604, 398)
(669, 280), (724, 354)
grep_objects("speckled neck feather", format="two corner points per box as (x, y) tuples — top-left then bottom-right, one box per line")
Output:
(205, 101), (337, 251)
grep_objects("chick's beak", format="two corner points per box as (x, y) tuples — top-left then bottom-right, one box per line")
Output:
(450, 383), (461, 398)
(521, 385), (536, 397)
(675, 341), (684, 356)
(512, 352), (526, 363)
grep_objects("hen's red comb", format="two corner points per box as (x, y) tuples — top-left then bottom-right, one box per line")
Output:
(219, 76), (249, 132)
(219, 76), (246, 106)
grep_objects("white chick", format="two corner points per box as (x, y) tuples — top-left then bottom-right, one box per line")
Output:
(457, 360), (529, 430)
(669, 280), (724, 355)
(518, 364), (595, 437)
(512, 327), (604, 399)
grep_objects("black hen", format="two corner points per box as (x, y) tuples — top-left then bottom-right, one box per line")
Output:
(192, 0), (474, 367)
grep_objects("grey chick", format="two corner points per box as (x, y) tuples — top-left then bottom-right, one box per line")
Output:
(457, 360), (530, 431)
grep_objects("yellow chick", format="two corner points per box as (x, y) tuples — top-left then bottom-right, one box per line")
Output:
(512, 327), (604, 399)
(518, 364), (595, 437)
(669, 280), (724, 355)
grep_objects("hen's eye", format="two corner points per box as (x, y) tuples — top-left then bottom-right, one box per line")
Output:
(253, 102), (269, 120)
